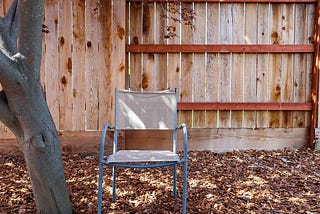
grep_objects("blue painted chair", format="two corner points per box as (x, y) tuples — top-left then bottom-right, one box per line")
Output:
(98, 88), (188, 213)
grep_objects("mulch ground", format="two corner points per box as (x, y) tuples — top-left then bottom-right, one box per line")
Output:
(1, 148), (320, 213)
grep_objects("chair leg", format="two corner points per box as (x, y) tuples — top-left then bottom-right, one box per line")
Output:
(182, 161), (188, 214)
(97, 162), (104, 214)
(112, 166), (117, 202)
(173, 164), (177, 198)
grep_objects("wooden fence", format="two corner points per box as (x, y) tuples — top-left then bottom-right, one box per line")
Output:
(0, 0), (318, 153)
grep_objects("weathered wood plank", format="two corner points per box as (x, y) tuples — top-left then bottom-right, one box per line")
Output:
(268, 4), (282, 128)
(58, 0), (73, 130)
(84, 0), (99, 130)
(129, 0), (316, 3)
(178, 102), (312, 110)
(309, 1), (318, 145)
(206, 2), (219, 127)
(184, 128), (309, 152)
(0, 131), (123, 155)
(142, 3), (155, 91)
(307, 3), (315, 131)
(280, 3), (294, 128)
(124, 128), (309, 152)
(0, 128), (308, 155)
(206, 54), (219, 127)
(231, 3), (245, 128)
(180, 2), (193, 127)
(154, 3), (167, 90)
(243, 3), (258, 128)
(109, 0), (126, 125)
(167, 2), (181, 91)
(72, 0), (86, 130)
(44, 0), (60, 129)
(293, 3), (307, 128)
(180, 53), (193, 127)
(219, 3), (233, 128)
(129, 2), (143, 90)
(269, 52), (282, 128)
(256, 3), (270, 127)
(126, 44), (314, 53)
(193, 2), (206, 128)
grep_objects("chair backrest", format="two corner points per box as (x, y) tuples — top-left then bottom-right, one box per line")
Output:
(115, 88), (178, 130)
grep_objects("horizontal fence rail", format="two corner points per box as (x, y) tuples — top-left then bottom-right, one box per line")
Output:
(128, 0), (316, 2)
(178, 102), (313, 111)
(126, 44), (315, 53)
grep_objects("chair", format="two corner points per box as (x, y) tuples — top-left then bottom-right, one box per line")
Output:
(97, 88), (188, 213)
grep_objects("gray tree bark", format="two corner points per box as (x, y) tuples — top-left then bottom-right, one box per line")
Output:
(0, 0), (72, 213)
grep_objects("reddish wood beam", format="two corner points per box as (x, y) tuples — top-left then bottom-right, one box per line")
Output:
(178, 102), (312, 111)
(126, 44), (314, 53)
(310, 0), (320, 147)
(128, 0), (316, 3)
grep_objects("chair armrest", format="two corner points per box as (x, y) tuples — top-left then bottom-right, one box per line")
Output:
(177, 123), (188, 159)
(99, 124), (114, 162)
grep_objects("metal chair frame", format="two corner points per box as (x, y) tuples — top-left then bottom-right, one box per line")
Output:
(97, 88), (188, 213)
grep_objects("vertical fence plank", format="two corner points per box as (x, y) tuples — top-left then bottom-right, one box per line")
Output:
(293, 3), (307, 128)
(180, 2), (194, 127)
(72, 0), (86, 130)
(58, 0), (73, 130)
(269, 4), (282, 128)
(108, 0), (125, 126)
(306, 3), (316, 127)
(256, 3), (270, 128)
(154, 2), (167, 91)
(193, 2), (206, 128)
(129, 2), (143, 90)
(142, 3), (155, 91)
(219, 3), (233, 128)
(206, 2), (219, 128)
(84, 0), (99, 130)
(167, 2), (181, 91)
(243, 3), (257, 128)
(280, 3), (294, 128)
(231, 3), (245, 128)
(44, 0), (60, 129)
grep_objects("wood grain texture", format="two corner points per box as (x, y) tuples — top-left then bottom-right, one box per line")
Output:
(129, 3), (143, 90)
(109, 0), (126, 126)
(126, 44), (314, 53)
(58, 1), (73, 130)
(72, 0), (86, 130)
(179, 2), (194, 127)
(44, 0), (60, 129)
(84, 0), (99, 130)
(193, 3), (206, 128)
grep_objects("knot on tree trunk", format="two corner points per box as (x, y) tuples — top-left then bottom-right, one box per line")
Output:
(26, 130), (57, 153)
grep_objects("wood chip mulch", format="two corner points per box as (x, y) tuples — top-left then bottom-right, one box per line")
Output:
(1, 148), (320, 213)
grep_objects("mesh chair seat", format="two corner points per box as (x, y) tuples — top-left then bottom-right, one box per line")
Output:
(107, 150), (180, 163)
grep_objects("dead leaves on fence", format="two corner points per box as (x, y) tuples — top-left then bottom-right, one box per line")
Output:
(1, 148), (320, 213)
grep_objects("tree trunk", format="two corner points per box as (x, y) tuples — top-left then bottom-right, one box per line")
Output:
(8, 81), (72, 213)
(0, 0), (72, 212)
